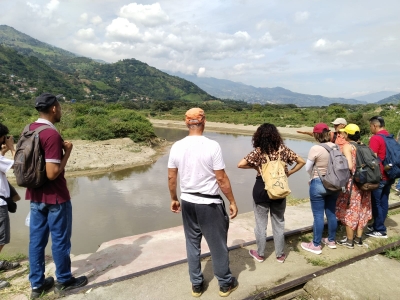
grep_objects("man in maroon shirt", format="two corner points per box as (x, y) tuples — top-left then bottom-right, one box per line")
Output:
(367, 116), (394, 239)
(26, 93), (88, 299)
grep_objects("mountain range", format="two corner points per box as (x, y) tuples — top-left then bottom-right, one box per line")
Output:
(353, 91), (398, 103)
(1, 24), (398, 107)
(165, 72), (368, 106)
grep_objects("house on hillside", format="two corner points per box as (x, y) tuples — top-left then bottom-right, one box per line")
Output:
(18, 88), (25, 93)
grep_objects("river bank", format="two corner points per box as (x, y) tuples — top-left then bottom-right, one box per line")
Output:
(150, 119), (315, 141)
(5, 120), (314, 180)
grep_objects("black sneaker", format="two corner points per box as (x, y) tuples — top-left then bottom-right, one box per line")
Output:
(366, 231), (388, 239)
(0, 260), (20, 271)
(337, 237), (354, 249)
(219, 277), (238, 297)
(30, 277), (55, 299)
(366, 225), (374, 232)
(192, 282), (203, 298)
(54, 276), (88, 294)
(354, 236), (363, 247)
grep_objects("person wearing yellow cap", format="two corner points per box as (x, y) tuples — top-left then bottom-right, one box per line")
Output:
(168, 108), (239, 297)
(335, 124), (372, 248)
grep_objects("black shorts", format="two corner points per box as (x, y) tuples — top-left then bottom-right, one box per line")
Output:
(0, 205), (10, 245)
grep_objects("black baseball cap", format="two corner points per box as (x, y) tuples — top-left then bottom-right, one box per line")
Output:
(35, 93), (63, 110)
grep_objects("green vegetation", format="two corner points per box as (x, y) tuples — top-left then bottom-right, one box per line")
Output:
(0, 101), (156, 143)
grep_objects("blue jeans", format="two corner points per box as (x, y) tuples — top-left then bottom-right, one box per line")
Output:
(29, 201), (72, 288)
(371, 180), (392, 233)
(309, 178), (339, 246)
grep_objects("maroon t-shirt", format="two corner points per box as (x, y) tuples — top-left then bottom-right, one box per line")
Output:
(25, 122), (70, 204)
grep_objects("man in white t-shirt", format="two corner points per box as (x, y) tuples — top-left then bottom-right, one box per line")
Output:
(168, 108), (239, 298)
(0, 123), (20, 289)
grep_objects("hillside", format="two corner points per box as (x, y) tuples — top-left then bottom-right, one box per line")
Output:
(0, 25), (214, 103)
(166, 72), (366, 107)
(0, 45), (85, 101)
(377, 93), (400, 104)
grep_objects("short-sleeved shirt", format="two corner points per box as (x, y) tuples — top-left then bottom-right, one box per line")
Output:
(243, 144), (298, 176)
(25, 119), (70, 204)
(331, 132), (348, 152)
(168, 135), (225, 205)
(369, 129), (389, 181)
(308, 142), (336, 179)
(0, 156), (14, 206)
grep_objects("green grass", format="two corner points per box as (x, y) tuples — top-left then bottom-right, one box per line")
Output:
(0, 252), (26, 262)
(286, 195), (309, 206)
(304, 257), (330, 267)
(384, 246), (400, 261)
(388, 208), (400, 216)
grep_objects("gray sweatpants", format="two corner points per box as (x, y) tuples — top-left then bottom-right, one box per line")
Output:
(181, 200), (232, 287)
(253, 199), (286, 257)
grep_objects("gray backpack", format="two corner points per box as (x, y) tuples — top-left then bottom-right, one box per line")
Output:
(14, 125), (51, 188)
(316, 143), (350, 192)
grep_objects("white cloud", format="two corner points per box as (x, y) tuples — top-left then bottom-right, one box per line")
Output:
(27, 0), (59, 18)
(294, 11), (309, 23)
(197, 67), (206, 77)
(119, 3), (170, 27)
(338, 49), (354, 56)
(80, 13), (88, 22)
(106, 18), (141, 42)
(76, 28), (95, 40)
(91, 16), (102, 25)
(259, 32), (276, 47)
(313, 38), (352, 55)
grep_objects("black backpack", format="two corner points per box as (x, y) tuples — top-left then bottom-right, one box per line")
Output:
(14, 124), (51, 188)
(350, 142), (381, 191)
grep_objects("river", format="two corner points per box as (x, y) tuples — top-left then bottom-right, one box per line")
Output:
(7, 128), (315, 255)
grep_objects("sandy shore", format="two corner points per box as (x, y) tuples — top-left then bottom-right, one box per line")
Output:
(6, 137), (170, 181)
(5, 120), (314, 180)
(150, 119), (315, 141)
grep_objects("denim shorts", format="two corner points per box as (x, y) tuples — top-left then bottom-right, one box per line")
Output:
(0, 205), (10, 245)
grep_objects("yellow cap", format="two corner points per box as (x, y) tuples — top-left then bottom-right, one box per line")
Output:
(339, 123), (360, 135)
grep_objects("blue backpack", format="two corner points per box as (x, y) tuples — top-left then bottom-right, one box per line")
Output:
(377, 134), (400, 180)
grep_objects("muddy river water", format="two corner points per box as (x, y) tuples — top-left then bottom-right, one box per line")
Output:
(7, 128), (315, 255)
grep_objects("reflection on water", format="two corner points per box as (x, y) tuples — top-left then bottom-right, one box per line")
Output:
(7, 127), (315, 255)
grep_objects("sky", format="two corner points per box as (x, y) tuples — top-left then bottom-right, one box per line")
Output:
(1, 0), (399, 98)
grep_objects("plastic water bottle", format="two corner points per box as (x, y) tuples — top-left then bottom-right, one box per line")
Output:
(25, 211), (30, 227)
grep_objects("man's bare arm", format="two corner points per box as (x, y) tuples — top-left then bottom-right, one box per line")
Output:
(168, 168), (181, 213)
(214, 169), (238, 219)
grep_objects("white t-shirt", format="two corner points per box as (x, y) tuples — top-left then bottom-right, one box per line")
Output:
(168, 135), (225, 204)
(0, 155), (14, 206)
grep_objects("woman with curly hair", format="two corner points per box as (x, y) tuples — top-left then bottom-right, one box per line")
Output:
(237, 123), (305, 263)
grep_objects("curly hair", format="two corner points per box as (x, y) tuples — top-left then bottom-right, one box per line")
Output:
(252, 123), (283, 154)
(0, 123), (9, 137)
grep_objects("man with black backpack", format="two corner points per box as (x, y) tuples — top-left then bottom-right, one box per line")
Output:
(367, 116), (396, 238)
(22, 93), (88, 299)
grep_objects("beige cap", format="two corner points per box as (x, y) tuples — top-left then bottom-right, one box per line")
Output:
(331, 118), (347, 125)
